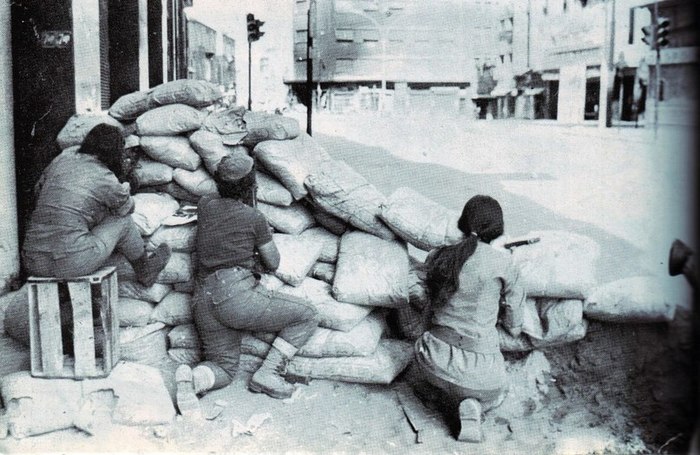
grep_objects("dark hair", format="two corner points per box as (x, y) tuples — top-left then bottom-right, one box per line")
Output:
(78, 124), (126, 178)
(425, 195), (504, 304)
(214, 165), (257, 206)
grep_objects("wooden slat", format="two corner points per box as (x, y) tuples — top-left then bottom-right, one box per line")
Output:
(27, 266), (116, 283)
(99, 279), (113, 370)
(36, 283), (63, 374)
(27, 284), (42, 374)
(68, 281), (96, 377)
(109, 271), (120, 368)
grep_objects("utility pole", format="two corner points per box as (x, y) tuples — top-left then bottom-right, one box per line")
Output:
(246, 13), (265, 111)
(653, 0), (660, 138)
(306, 0), (313, 135)
(599, 0), (616, 128)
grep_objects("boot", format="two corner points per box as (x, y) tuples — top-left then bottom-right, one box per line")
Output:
(192, 365), (216, 395)
(175, 364), (203, 419)
(133, 244), (171, 287)
(457, 398), (483, 443)
(249, 338), (297, 399)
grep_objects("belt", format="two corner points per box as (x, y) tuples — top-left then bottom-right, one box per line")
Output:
(429, 325), (483, 352)
(203, 266), (256, 286)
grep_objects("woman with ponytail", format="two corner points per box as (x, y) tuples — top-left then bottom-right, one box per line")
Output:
(414, 195), (525, 443)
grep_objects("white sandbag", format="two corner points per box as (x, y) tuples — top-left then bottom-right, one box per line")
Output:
(509, 230), (600, 299)
(136, 104), (204, 136)
(200, 106), (247, 144)
(241, 111), (301, 145)
(168, 348), (202, 365)
(253, 132), (332, 200)
(189, 129), (230, 174)
(379, 187), (464, 251)
(301, 227), (339, 263)
(287, 339), (413, 384)
(148, 79), (222, 108)
(140, 136), (202, 171)
(134, 157), (174, 186)
(173, 167), (218, 196)
(535, 299), (584, 343)
(310, 262), (335, 284)
(119, 323), (169, 365)
(498, 326), (534, 352)
(56, 114), (124, 149)
(150, 181), (201, 204)
(241, 333), (272, 358)
(305, 160), (395, 240)
(273, 233), (324, 286)
(583, 276), (679, 323)
(299, 312), (386, 357)
(168, 324), (201, 349)
(147, 224), (197, 253)
(131, 192), (180, 236)
(118, 281), (172, 303)
(258, 201), (315, 235)
(118, 298), (155, 327)
(531, 319), (588, 349)
(156, 252), (193, 284)
(256, 171), (293, 207)
(308, 201), (349, 235)
(109, 90), (155, 121)
(521, 298), (544, 340)
(332, 231), (409, 308)
(150, 291), (193, 326)
(274, 277), (373, 332)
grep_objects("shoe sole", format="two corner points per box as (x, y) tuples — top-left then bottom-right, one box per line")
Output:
(248, 381), (293, 400)
(176, 365), (203, 418)
(458, 399), (483, 443)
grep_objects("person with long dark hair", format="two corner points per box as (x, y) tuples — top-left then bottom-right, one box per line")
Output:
(22, 123), (171, 285)
(415, 195), (525, 442)
(175, 154), (319, 418)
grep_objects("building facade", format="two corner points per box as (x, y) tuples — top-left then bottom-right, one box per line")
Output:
(186, 18), (236, 100)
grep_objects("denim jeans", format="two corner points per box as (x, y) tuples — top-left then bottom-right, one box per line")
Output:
(193, 267), (319, 388)
(23, 216), (145, 278)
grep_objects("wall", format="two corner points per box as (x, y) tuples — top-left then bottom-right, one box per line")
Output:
(558, 64), (587, 123)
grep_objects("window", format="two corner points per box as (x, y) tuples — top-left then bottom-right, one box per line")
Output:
(335, 29), (354, 42)
(509, 53), (513, 63)
(362, 29), (379, 42)
(335, 58), (353, 74)
(295, 29), (307, 44)
(500, 55), (504, 64)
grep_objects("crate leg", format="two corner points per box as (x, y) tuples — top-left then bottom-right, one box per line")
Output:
(108, 273), (119, 368)
(28, 285), (42, 374)
(35, 283), (64, 374)
(68, 281), (96, 377)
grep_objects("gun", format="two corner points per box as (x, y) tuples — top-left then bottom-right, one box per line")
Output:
(504, 237), (540, 250)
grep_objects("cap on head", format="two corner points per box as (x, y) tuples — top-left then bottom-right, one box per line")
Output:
(216, 151), (254, 182)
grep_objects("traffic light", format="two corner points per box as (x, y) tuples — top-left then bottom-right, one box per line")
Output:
(641, 23), (656, 49)
(656, 16), (670, 48)
(247, 13), (265, 42)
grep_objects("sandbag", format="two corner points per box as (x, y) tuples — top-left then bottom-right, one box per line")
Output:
(273, 233), (324, 286)
(305, 160), (395, 240)
(168, 348), (202, 366)
(310, 262), (335, 284)
(253, 133), (332, 200)
(301, 227), (339, 263)
(149, 291), (193, 326)
(118, 281), (172, 303)
(130, 192), (180, 236)
(119, 323), (169, 365)
(299, 312), (386, 357)
(535, 299), (584, 343)
(147, 224), (197, 252)
(173, 167), (218, 196)
(149, 182), (201, 204)
(241, 111), (301, 145)
(287, 339), (413, 384)
(136, 104), (204, 136)
(379, 187), (464, 251)
(333, 231), (409, 308)
(56, 114), (124, 149)
(521, 298), (544, 340)
(156, 252), (193, 284)
(274, 277), (374, 332)
(509, 230), (600, 299)
(498, 326), (534, 352)
(258, 201), (315, 235)
(117, 298), (155, 327)
(2, 285), (30, 346)
(134, 157), (174, 187)
(531, 319), (588, 349)
(173, 280), (195, 293)
(109, 90), (155, 121)
(583, 276), (679, 323)
(168, 324), (201, 349)
(200, 106), (248, 144)
(140, 136), (202, 171)
(189, 129), (230, 174)
(256, 171), (293, 207)
(148, 79), (222, 108)
(307, 200), (349, 235)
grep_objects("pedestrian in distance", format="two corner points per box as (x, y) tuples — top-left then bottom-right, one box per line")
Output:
(22, 123), (171, 286)
(175, 154), (319, 418)
(413, 195), (525, 442)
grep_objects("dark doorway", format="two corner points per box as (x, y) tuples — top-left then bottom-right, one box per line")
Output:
(108, 0), (140, 105)
(620, 75), (636, 121)
(585, 77), (600, 120)
(544, 80), (559, 119)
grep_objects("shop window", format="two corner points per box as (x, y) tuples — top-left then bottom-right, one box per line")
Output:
(335, 29), (354, 42)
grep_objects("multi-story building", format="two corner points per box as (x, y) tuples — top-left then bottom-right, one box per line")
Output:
(289, 0), (508, 115)
(186, 18), (236, 98)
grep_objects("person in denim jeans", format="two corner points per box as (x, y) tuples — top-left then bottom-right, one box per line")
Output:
(175, 155), (318, 418)
(22, 124), (171, 286)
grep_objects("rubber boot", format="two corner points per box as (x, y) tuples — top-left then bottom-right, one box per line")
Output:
(457, 398), (483, 443)
(175, 364), (203, 419)
(249, 338), (297, 399)
(133, 244), (171, 287)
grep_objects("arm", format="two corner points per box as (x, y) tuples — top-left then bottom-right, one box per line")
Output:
(257, 239), (280, 271)
(500, 259), (525, 337)
(100, 174), (135, 217)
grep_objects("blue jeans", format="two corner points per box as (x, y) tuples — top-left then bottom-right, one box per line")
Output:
(192, 267), (319, 389)
(23, 215), (145, 278)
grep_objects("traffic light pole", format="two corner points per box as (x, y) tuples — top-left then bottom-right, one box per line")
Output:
(653, 0), (660, 138)
(248, 39), (252, 111)
(306, 1), (313, 136)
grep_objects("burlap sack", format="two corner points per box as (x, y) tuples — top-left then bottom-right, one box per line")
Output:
(310, 261), (335, 284)
(168, 348), (202, 365)
(258, 201), (315, 235)
(256, 171), (293, 207)
(149, 291), (193, 326)
(241, 111), (301, 145)
(156, 252), (193, 284)
(56, 114), (125, 149)
(118, 282), (172, 304)
(148, 79), (222, 108)
(189, 129), (230, 174)
(130, 192), (180, 236)
(149, 182), (201, 204)
(136, 104), (205, 136)
(380, 187), (464, 251)
(147, 224), (197, 253)
(298, 311), (386, 357)
(583, 276), (679, 323)
(200, 106), (247, 144)
(305, 160), (395, 240)
(109, 89), (155, 121)
(118, 298), (156, 327)
(140, 136), (202, 171)
(134, 158), (174, 187)
(301, 227), (340, 263)
(333, 231), (409, 308)
(167, 324), (201, 350)
(119, 323), (169, 365)
(173, 167), (218, 196)
(273, 233), (324, 286)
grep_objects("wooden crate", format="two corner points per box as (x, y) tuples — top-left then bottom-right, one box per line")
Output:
(27, 266), (120, 379)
